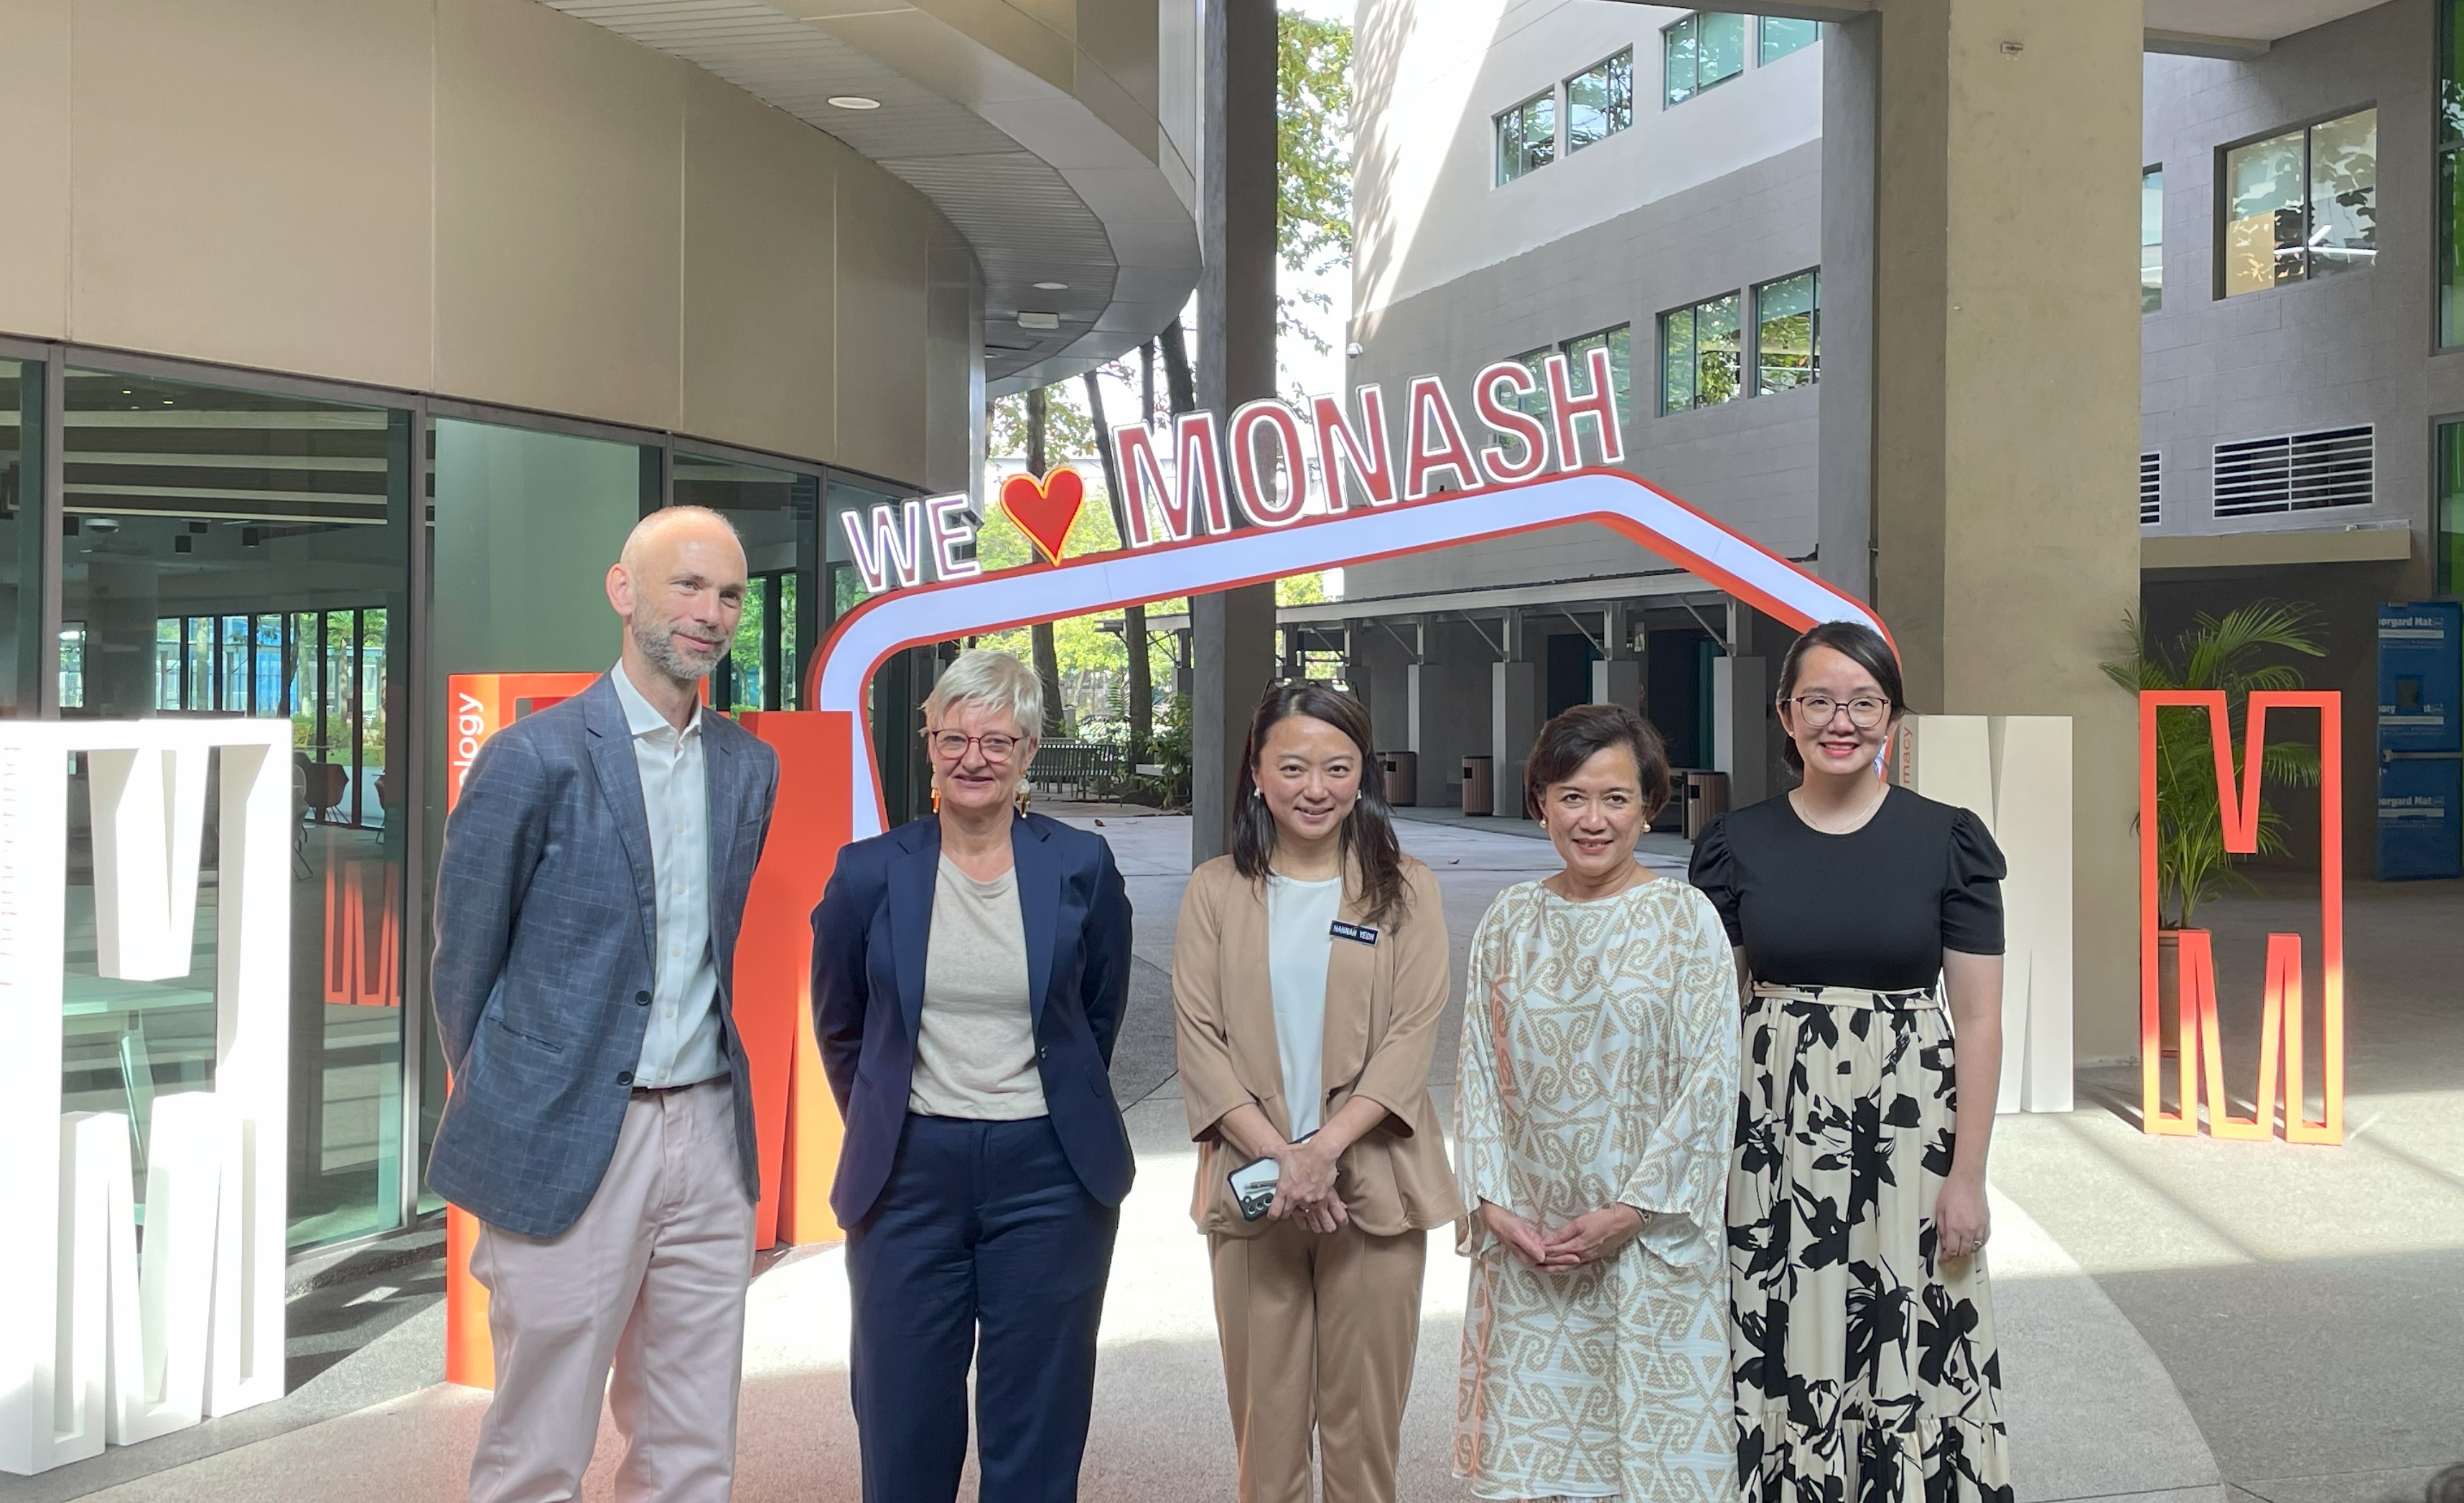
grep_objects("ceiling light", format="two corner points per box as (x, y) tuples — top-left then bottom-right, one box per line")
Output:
(827, 96), (881, 110)
(85, 518), (118, 534)
(1033, 281), (1069, 291)
(1017, 311), (1060, 331)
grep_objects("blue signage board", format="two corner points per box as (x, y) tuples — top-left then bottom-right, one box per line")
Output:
(2376, 601), (2462, 754)
(2378, 602), (2463, 880)
(2378, 754), (2463, 880)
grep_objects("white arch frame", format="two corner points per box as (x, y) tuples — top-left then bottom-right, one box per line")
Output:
(813, 467), (1884, 839)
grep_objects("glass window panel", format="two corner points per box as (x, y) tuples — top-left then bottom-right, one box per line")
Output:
(1567, 49), (1633, 151)
(1495, 91), (1557, 183)
(0, 361), (37, 717)
(1697, 292), (1742, 406)
(1661, 307), (1697, 413)
(60, 368), (413, 1250)
(673, 451), (821, 713)
(1760, 17), (1819, 65)
(2142, 167), (2165, 314)
(1664, 16), (1698, 106)
(2223, 129), (2307, 296)
(2445, 149), (2464, 348)
(1698, 13), (1746, 90)
(2445, 0), (2464, 146)
(1511, 348), (1553, 422)
(1755, 271), (1819, 394)
(2306, 108), (2376, 279)
(1562, 325), (1633, 429)
(422, 417), (655, 1212)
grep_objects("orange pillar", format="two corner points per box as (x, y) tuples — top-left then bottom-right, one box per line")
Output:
(438, 684), (855, 1389)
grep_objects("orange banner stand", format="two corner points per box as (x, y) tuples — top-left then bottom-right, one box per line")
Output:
(2137, 689), (2343, 1145)
(438, 673), (854, 1389)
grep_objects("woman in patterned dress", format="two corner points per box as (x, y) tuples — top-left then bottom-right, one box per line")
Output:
(1455, 704), (1741, 1503)
(1689, 620), (2015, 1503)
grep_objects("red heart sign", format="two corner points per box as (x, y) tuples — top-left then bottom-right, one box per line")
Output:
(1001, 466), (1086, 566)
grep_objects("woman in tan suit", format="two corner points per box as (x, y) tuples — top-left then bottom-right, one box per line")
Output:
(1173, 680), (1461, 1503)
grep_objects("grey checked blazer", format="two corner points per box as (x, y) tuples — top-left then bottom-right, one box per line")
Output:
(426, 672), (780, 1239)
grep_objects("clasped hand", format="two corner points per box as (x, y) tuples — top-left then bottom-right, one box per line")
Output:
(1266, 1139), (1348, 1234)
(1480, 1200), (1646, 1270)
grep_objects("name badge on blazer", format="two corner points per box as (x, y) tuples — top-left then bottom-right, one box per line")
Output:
(1330, 920), (1379, 946)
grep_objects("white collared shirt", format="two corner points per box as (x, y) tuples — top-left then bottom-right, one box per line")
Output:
(610, 664), (726, 1089)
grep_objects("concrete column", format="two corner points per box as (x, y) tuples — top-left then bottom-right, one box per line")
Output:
(1818, 12), (1878, 600)
(1189, 0), (1280, 864)
(1491, 615), (1540, 818)
(1872, 0), (2141, 1060)
(1712, 654), (1769, 809)
(1405, 661), (1442, 754)
(1592, 659), (1642, 712)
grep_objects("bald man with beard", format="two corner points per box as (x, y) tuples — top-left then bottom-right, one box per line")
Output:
(429, 506), (781, 1503)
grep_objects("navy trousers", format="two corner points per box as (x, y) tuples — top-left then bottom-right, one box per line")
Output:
(846, 1112), (1119, 1503)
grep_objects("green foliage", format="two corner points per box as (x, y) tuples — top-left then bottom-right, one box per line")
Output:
(1278, 10), (1353, 355)
(1151, 691), (1194, 808)
(2100, 601), (2326, 929)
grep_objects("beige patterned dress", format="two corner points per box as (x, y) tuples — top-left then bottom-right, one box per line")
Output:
(1453, 877), (1741, 1503)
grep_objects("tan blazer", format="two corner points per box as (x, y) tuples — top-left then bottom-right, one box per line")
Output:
(1172, 852), (1464, 1238)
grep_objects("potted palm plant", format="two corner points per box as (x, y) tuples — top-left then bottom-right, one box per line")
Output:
(2101, 602), (2325, 1054)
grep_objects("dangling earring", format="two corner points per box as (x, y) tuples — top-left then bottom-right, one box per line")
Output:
(1016, 785), (1032, 816)
(930, 783), (941, 814)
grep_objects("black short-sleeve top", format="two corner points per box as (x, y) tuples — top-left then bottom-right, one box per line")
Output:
(1687, 786), (2008, 992)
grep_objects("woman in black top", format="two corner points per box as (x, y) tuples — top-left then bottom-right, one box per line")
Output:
(1689, 620), (2013, 1503)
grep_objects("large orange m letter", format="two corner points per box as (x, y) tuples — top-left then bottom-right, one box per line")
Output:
(2137, 691), (2343, 1145)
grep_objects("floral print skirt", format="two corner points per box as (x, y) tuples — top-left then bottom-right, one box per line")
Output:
(1729, 985), (2012, 1503)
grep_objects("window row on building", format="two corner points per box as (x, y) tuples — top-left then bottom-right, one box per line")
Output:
(1660, 269), (1819, 414)
(1506, 325), (1634, 431)
(1494, 13), (1819, 185)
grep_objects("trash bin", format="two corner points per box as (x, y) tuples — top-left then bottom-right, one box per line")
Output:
(1462, 755), (1495, 816)
(1381, 750), (1419, 806)
(1682, 769), (1730, 841)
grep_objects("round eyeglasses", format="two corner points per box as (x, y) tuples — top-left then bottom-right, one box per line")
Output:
(923, 729), (1022, 763)
(1784, 694), (1893, 730)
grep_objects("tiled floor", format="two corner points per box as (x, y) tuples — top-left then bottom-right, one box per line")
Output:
(27, 816), (2461, 1502)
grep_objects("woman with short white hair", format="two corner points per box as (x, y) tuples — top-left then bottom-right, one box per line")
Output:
(811, 647), (1136, 1502)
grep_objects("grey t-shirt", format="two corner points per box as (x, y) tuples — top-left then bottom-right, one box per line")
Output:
(909, 856), (1047, 1120)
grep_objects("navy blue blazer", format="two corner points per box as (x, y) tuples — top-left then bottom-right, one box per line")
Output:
(811, 811), (1134, 1228)
(426, 674), (779, 1238)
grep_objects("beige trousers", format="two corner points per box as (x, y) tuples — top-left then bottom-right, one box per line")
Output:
(1208, 1218), (1428, 1503)
(467, 1079), (756, 1503)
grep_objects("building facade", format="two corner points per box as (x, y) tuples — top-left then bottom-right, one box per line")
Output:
(1340, 0), (2439, 1061)
(0, 0), (1199, 1257)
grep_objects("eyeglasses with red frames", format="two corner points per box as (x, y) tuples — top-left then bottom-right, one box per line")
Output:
(923, 729), (1023, 763)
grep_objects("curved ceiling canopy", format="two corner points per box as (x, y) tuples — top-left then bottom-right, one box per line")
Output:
(548, 0), (1203, 394)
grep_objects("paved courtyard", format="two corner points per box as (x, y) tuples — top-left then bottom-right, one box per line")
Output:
(27, 814), (2461, 1503)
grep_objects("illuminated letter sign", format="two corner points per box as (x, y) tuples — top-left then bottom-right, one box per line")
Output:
(1544, 346), (1625, 469)
(1111, 412), (1234, 544)
(2139, 690), (2344, 1145)
(1401, 376), (1487, 501)
(840, 500), (923, 593)
(0, 721), (290, 1475)
(924, 493), (981, 580)
(1311, 386), (1396, 511)
(1228, 400), (1312, 526)
(1472, 361), (1551, 484)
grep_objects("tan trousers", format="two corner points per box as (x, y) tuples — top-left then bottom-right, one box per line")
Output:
(467, 1079), (756, 1503)
(1208, 1218), (1427, 1503)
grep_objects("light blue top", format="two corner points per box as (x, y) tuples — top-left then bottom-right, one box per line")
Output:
(610, 664), (727, 1088)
